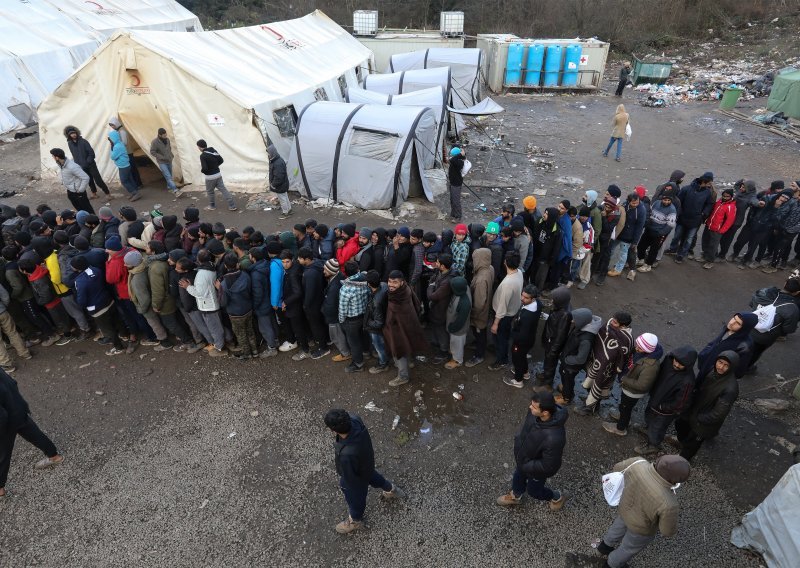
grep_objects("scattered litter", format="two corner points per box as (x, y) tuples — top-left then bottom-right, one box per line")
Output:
(364, 401), (383, 412)
(94, 391), (104, 396)
(579, 105), (587, 109)
(458, 384), (465, 391)
(228, 432), (237, 438)
(554, 176), (584, 186)
(725, 128), (733, 134)
(754, 398), (791, 412)
(252, 451), (260, 457)
(768, 448), (781, 456)
(392, 415), (400, 430)
(419, 419), (432, 435)
(199, 499), (209, 509)
(503, 462), (509, 469)
(453, 392), (464, 401)
(414, 390), (424, 402)
(250, 410), (259, 417)
(211, 371), (220, 377)
(79, 362), (92, 369)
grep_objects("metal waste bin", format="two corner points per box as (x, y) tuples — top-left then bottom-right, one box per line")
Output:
(719, 88), (743, 110)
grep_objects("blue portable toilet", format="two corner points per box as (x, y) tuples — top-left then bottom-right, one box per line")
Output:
(505, 43), (524, 86)
(524, 44), (545, 86)
(543, 44), (563, 87)
(562, 44), (583, 86)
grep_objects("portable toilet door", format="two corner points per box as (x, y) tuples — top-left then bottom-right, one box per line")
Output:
(543, 45), (563, 87)
(505, 43), (524, 86)
(562, 44), (582, 87)
(524, 44), (545, 86)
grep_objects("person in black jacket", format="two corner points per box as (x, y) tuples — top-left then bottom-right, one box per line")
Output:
(1, 369), (64, 497)
(324, 409), (399, 534)
(554, 308), (599, 405)
(364, 270), (390, 374)
(636, 346), (697, 455)
(447, 147), (465, 222)
(64, 125), (110, 198)
(496, 391), (568, 511)
(268, 144), (291, 219)
(535, 286), (572, 391)
(278, 250), (307, 359)
(355, 227), (374, 272)
(197, 139), (236, 212)
(505, 285), (541, 388)
(297, 248), (329, 359)
(532, 208), (562, 292)
(746, 278), (800, 374)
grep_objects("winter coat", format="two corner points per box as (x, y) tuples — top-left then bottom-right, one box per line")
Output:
(446, 277), (471, 336)
(177, 270), (199, 313)
(334, 414), (375, 489)
(108, 130), (130, 168)
(613, 458), (680, 537)
(147, 254), (176, 315)
(511, 302), (541, 346)
(534, 214), (562, 266)
(302, 259), (326, 316)
(43, 252), (69, 297)
(648, 347), (698, 416)
(611, 111), (629, 139)
(65, 128), (96, 168)
(513, 406), (568, 479)
(58, 158), (90, 193)
(559, 309), (600, 368)
(27, 265), (58, 308)
(268, 258), (284, 310)
(705, 199), (737, 234)
(186, 265), (220, 312)
(570, 218), (584, 259)
(355, 243), (374, 272)
(221, 270), (252, 317)
(681, 350), (739, 439)
(617, 200), (648, 244)
(105, 249), (131, 300)
(127, 222), (155, 252)
(645, 200), (677, 237)
(384, 283), (428, 358)
(698, 312), (758, 380)
(5, 262), (33, 302)
(542, 287), (572, 357)
(749, 287), (799, 345)
(336, 235), (360, 269)
(321, 272), (344, 325)
(313, 231), (334, 261)
(469, 248), (494, 329)
(199, 147), (224, 177)
(160, 216), (182, 252)
(585, 319), (634, 389)
(364, 282), (388, 334)
(74, 266), (112, 316)
(448, 154), (464, 186)
(127, 262), (152, 314)
(427, 269), (456, 325)
(281, 262), (304, 318)
(249, 259), (271, 316)
(0, 370), (31, 431)
(149, 136), (174, 164)
(620, 344), (664, 396)
(267, 145), (289, 193)
(677, 180), (714, 228)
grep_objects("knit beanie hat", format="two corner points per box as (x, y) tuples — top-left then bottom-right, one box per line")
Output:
(169, 249), (187, 262)
(53, 230), (69, 245)
(105, 235), (122, 251)
(266, 241), (283, 255)
(124, 250), (143, 267)
(454, 223), (468, 236)
(98, 206), (114, 221)
(70, 256), (89, 271)
(359, 227), (372, 238)
(342, 224), (356, 238)
(635, 333), (658, 353)
(60, 209), (75, 221)
(634, 185), (647, 199)
(522, 196), (537, 210)
(207, 240), (225, 256)
(398, 227), (411, 239)
(73, 235), (90, 251)
(323, 258), (340, 275)
(607, 184), (622, 199)
(654, 455), (691, 485)
(701, 171), (715, 182)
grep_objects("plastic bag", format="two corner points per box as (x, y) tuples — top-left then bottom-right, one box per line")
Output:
(461, 159), (472, 177)
(625, 122), (632, 141)
(602, 459), (646, 506)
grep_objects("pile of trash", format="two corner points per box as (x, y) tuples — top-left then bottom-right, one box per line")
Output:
(525, 143), (555, 171)
(634, 78), (769, 107)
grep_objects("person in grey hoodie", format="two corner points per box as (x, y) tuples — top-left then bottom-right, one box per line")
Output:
(719, 179), (756, 259)
(445, 276), (471, 369)
(554, 308), (601, 405)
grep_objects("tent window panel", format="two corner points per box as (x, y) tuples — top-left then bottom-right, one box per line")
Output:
(337, 75), (347, 99)
(314, 87), (328, 101)
(273, 105), (297, 137)
(348, 128), (400, 162)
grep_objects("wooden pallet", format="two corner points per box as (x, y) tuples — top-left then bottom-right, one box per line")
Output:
(717, 109), (800, 143)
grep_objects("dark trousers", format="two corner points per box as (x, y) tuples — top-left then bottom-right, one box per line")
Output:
(533, 260), (551, 292)
(769, 229), (792, 266)
(736, 227), (769, 262)
(341, 316), (365, 365)
(431, 322), (449, 357)
(558, 364), (581, 402)
(305, 308), (329, 347)
(614, 79), (626, 96)
(448, 183), (462, 220)
(492, 316), (513, 365)
(82, 163), (109, 195)
(128, 153), (142, 187)
(645, 408), (676, 447)
(0, 417), (59, 488)
(46, 303), (71, 335)
(287, 313), (310, 351)
(512, 340), (533, 380)
(511, 467), (554, 501)
(718, 223), (741, 258)
(675, 418), (704, 461)
(594, 238), (613, 281)
(67, 191), (95, 215)
(340, 471), (392, 521)
(748, 341), (772, 369)
(21, 299), (53, 336)
(637, 231), (666, 266)
(93, 307), (124, 349)
(700, 229), (724, 262)
(616, 392), (642, 431)
(115, 298), (155, 340)
(541, 350), (560, 385)
(471, 326), (487, 359)
(159, 311), (191, 344)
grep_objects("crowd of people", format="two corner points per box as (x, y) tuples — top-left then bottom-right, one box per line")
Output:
(2, 148), (800, 566)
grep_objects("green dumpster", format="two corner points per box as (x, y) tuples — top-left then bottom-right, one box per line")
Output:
(719, 88), (743, 110)
(630, 55), (673, 85)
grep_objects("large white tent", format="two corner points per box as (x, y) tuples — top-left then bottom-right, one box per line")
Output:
(387, 48), (482, 110)
(287, 102), (438, 209)
(38, 11), (374, 193)
(0, 0), (201, 134)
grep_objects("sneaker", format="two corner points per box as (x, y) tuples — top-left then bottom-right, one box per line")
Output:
(259, 348), (278, 358)
(335, 517), (364, 534)
(1, 365), (16, 373)
(186, 343), (205, 354)
(25, 338), (42, 348)
(311, 347), (331, 360)
(278, 341), (298, 352)
(208, 348), (227, 357)
(278, 210), (293, 220)
(496, 491), (522, 506)
(292, 350), (311, 361)
(464, 356), (484, 368)
(105, 347), (125, 356)
(573, 404), (596, 416)
(607, 270), (621, 277)
(431, 354), (448, 365)
(154, 343), (172, 352)
(345, 363), (364, 373)
(129, 192), (142, 202)
(172, 343), (189, 352)
(234, 353), (253, 361)
(687, 253), (695, 260)
(381, 484), (404, 500)
(634, 443), (661, 456)
(204, 205), (216, 211)
(487, 361), (508, 371)
(34, 455), (64, 469)
(635, 259), (645, 267)
(673, 256), (683, 264)
(228, 206), (238, 212)
(332, 353), (351, 362)
(55, 335), (75, 346)
(172, 189), (184, 198)
(762, 265), (778, 274)
(702, 262), (713, 269)
(637, 264), (652, 273)
(42, 335), (62, 347)
(602, 422), (627, 436)
(140, 339), (160, 347)
(503, 376), (524, 388)
(549, 491), (568, 511)
(576, 281), (588, 290)
(626, 270), (636, 281)
(594, 278), (605, 287)
(651, 261), (660, 268)
(746, 261), (759, 269)
(444, 359), (461, 370)
(388, 375), (410, 387)
(369, 362), (390, 374)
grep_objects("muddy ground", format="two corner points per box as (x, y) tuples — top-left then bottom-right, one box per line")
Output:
(0, 80), (798, 567)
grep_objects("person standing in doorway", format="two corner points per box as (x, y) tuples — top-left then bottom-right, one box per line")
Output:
(447, 147), (465, 222)
(64, 125), (110, 199)
(324, 409), (400, 534)
(108, 115), (142, 189)
(614, 60), (632, 96)
(602, 104), (629, 162)
(50, 148), (95, 214)
(197, 139), (236, 212)
(150, 128), (183, 199)
(108, 130), (140, 201)
(268, 144), (292, 220)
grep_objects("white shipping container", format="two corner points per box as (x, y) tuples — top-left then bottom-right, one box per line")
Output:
(440, 11), (464, 36)
(353, 10), (378, 36)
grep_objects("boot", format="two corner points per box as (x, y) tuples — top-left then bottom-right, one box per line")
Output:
(335, 516), (365, 534)
(496, 491), (522, 506)
(626, 270), (636, 281)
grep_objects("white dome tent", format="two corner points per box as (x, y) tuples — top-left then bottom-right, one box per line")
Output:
(387, 48), (482, 110)
(287, 102), (438, 209)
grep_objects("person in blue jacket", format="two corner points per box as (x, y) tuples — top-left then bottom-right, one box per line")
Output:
(609, 192), (648, 280)
(249, 247), (278, 357)
(108, 130), (139, 200)
(549, 200), (573, 288)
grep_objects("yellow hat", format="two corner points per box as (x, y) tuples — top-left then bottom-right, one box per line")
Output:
(523, 196), (537, 210)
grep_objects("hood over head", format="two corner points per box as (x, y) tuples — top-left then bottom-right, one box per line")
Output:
(108, 130), (122, 145)
(671, 345), (698, 368)
(570, 308), (592, 329)
(441, 229), (454, 248)
(469, 223), (485, 240)
(550, 286), (571, 309)
(161, 215), (178, 232)
(543, 207), (559, 229)
(583, 314), (603, 334)
(715, 349), (740, 371)
(63, 125), (81, 139)
(108, 115), (122, 129)
(471, 247), (491, 271)
(450, 276), (468, 296)
(372, 227), (387, 245)
(584, 190), (598, 206)
(670, 170), (685, 183)
(735, 312), (759, 335)
(183, 207), (200, 223)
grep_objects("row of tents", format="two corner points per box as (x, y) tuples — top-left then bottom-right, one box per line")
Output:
(26, 9), (493, 210)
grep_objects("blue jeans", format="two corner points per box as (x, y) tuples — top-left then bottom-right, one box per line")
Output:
(118, 166), (138, 194)
(369, 332), (388, 366)
(604, 137), (623, 159)
(340, 471), (392, 521)
(612, 241), (631, 272)
(158, 162), (177, 190)
(669, 224), (699, 258)
(511, 467), (554, 501)
(569, 258), (581, 282)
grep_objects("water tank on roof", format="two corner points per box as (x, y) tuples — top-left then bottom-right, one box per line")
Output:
(562, 44), (582, 87)
(543, 44), (563, 87)
(524, 44), (545, 86)
(505, 43), (524, 86)
(353, 10), (378, 36)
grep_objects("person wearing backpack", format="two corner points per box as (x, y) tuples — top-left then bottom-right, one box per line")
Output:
(746, 278), (800, 374)
(16, 258), (72, 346)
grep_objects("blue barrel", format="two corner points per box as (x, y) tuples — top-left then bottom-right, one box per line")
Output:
(505, 43), (524, 85)
(543, 44), (563, 87)
(524, 44), (545, 86)
(562, 44), (582, 87)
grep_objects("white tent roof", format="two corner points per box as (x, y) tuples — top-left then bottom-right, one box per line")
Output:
(363, 67), (452, 97)
(387, 48), (483, 108)
(0, 0), (201, 133)
(287, 101), (438, 209)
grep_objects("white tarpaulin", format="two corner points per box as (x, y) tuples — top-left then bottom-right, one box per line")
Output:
(447, 97), (505, 116)
(287, 101), (438, 209)
(38, 11), (374, 192)
(387, 48), (482, 109)
(731, 464), (800, 567)
(0, 0), (201, 134)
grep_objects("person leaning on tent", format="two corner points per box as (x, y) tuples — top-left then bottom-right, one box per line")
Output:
(49, 148), (95, 215)
(150, 128), (183, 199)
(196, 139), (237, 212)
(268, 144), (291, 220)
(63, 126), (110, 199)
(447, 147), (465, 223)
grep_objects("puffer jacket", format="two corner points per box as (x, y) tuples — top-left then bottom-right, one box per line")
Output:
(186, 264), (219, 312)
(364, 282), (388, 334)
(513, 406), (568, 479)
(621, 344), (664, 396)
(147, 254), (176, 315)
(705, 199), (737, 234)
(250, 259), (271, 316)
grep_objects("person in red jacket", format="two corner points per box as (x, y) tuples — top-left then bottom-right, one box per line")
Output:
(336, 224), (360, 271)
(699, 188), (736, 269)
(105, 235), (152, 349)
